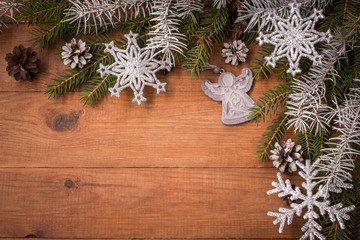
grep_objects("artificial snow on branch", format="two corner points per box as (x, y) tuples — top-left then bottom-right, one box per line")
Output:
(268, 160), (355, 240)
(236, 0), (291, 32)
(174, 0), (203, 24)
(286, 32), (347, 136)
(236, 0), (332, 32)
(63, 0), (148, 34)
(0, 0), (20, 32)
(147, 0), (187, 67)
(212, 0), (229, 9)
(315, 83), (360, 193)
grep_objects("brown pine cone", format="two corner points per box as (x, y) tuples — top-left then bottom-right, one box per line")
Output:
(5, 45), (40, 81)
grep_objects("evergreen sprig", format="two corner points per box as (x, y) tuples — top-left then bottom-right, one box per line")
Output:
(250, 44), (274, 81)
(45, 53), (110, 99)
(250, 42), (298, 82)
(46, 37), (127, 105)
(183, 7), (229, 77)
(295, 130), (324, 161)
(256, 112), (289, 161)
(248, 82), (292, 124)
(31, 18), (70, 49)
(80, 74), (117, 106)
(19, 0), (66, 25)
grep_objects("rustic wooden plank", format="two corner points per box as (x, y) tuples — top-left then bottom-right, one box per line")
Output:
(0, 168), (301, 239)
(0, 91), (281, 167)
(2, 238), (296, 240)
(0, 25), (281, 168)
(0, 24), (276, 93)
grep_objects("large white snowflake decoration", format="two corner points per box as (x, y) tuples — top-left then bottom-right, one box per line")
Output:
(256, 2), (332, 76)
(267, 160), (354, 240)
(97, 31), (170, 105)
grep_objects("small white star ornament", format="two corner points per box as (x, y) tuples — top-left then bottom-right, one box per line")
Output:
(201, 68), (255, 125)
(97, 31), (170, 106)
(257, 2), (332, 76)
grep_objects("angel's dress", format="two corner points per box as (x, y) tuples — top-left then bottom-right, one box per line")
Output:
(201, 69), (255, 125)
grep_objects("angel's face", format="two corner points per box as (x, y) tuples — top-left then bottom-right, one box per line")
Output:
(219, 72), (235, 87)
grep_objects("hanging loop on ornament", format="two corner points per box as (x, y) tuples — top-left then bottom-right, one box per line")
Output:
(203, 63), (224, 74)
(182, 63), (224, 74)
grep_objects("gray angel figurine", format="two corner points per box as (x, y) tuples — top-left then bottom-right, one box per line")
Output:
(201, 68), (255, 125)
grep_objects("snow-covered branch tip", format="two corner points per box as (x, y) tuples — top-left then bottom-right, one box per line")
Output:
(0, 0), (21, 32)
(174, 0), (203, 24)
(315, 82), (360, 193)
(235, 0), (332, 32)
(63, 0), (148, 34)
(212, 0), (229, 9)
(235, 0), (291, 32)
(286, 34), (347, 136)
(267, 160), (355, 240)
(147, 0), (187, 67)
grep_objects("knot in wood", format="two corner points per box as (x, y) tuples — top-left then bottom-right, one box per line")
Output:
(53, 112), (79, 132)
(64, 179), (74, 189)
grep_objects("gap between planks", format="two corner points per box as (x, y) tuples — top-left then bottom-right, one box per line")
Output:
(0, 168), (301, 239)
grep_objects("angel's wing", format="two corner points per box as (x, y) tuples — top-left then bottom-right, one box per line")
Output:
(201, 80), (224, 102)
(234, 68), (253, 93)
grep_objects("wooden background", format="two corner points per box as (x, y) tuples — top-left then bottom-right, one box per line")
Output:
(0, 23), (301, 239)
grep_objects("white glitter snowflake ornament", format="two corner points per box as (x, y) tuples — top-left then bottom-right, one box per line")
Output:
(97, 31), (170, 105)
(257, 2), (332, 76)
(267, 160), (354, 240)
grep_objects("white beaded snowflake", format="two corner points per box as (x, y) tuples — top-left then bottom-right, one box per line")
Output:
(267, 160), (354, 240)
(97, 31), (170, 105)
(256, 2), (332, 76)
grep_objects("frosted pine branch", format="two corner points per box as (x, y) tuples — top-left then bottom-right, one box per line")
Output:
(268, 160), (355, 239)
(174, 0), (203, 23)
(236, 0), (332, 32)
(286, 35), (347, 136)
(212, 0), (229, 9)
(147, 0), (187, 67)
(236, 0), (291, 31)
(63, 0), (148, 34)
(0, 0), (20, 32)
(315, 83), (360, 193)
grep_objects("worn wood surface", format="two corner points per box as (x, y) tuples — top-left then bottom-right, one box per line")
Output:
(0, 24), (300, 239)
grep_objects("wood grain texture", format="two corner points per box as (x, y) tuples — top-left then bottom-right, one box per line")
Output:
(0, 23), (300, 239)
(0, 168), (301, 239)
(0, 25), (282, 168)
(0, 91), (277, 167)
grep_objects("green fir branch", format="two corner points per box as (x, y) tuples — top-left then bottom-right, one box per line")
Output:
(295, 130), (324, 161)
(251, 44), (274, 81)
(256, 112), (289, 161)
(180, 15), (200, 44)
(183, 7), (229, 77)
(122, 14), (154, 47)
(19, 0), (66, 25)
(80, 75), (117, 106)
(31, 17), (70, 49)
(240, 30), (259, 44)
(45, 53), (112, 99)
(45, 38), (127, 105)
(248, 81), (292, 124)
(320, 0), (360, 34)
